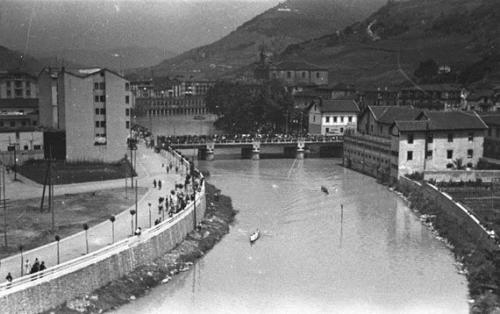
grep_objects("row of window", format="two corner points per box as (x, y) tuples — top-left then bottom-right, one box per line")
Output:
(93, 95), (130, 103)
(345, 149), (390, 164)
(95, 108), (130, 116)
(407, 132), (474, 144)
(406, 149), (474, 161)
(487, 127), (500, 138)
(325, 116), (354, 123)
(0, 120), (36, 127)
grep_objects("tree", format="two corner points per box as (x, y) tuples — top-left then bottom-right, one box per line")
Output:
(414, 59), (438, 82)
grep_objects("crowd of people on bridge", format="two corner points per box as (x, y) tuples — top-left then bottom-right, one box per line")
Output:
(157, 133), (342, 146)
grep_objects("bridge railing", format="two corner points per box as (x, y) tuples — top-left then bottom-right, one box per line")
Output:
(158, 134), (343, 146)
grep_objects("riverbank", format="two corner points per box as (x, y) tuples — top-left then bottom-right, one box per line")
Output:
(43, 183), (236, 314)
(395, 180), (500, 313)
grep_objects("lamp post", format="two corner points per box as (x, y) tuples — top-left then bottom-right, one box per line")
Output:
(148, 202), (152, 227)
(109, 216), (115, 243)
(130, 209), (136, 235)
(83, 223), (89, 254)
(19, 244), (23, 276)
(55, 235), (60, 264)
(135, 179), (138, 229)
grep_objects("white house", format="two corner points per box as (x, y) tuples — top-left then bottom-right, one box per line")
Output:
(308, 98), (360, 135)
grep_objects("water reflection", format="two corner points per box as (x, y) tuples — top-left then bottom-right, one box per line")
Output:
(115, 159), (468, 314)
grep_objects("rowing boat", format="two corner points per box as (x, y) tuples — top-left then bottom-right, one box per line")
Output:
(249, 230), (260, 243)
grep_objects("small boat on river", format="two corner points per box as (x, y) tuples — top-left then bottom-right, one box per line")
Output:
(249, 229), (260, 244)
(321, 186), (329, 194)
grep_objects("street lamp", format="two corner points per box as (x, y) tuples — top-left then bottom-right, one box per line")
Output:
(83, 224), (89, 254)
(55, 235), (60, 264)
(129, 209), (136, 235)
(148, 202), (152, 227)
(109, 216), (116, 243)
(18, 244), (23, 276)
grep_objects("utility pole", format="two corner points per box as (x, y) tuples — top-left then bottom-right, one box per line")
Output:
(135, 179), (138, 229)
(2, 166), (7, 247)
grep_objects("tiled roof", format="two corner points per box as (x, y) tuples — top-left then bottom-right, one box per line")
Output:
(320, 99), (359, 113)
(400, 84), (462, 91)
(273, 61), (326, 71)
(417, 111), (488, 130)
(0, 98), (38, 109)
(394, 120), (428, 132)
(479, 113), (500, 126)
(369, 106), (421, 124)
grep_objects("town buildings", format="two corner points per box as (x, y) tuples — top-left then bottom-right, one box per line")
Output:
(397, 84), (462, 110)
(38, 68), (132, 162)
(307, 98), (360, 135)
(343, 106), (488, 181)
(0, 71), (44, 165)
(480, 112), (500, 165)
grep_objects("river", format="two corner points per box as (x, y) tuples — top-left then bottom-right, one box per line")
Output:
(115, 157), (468, 314)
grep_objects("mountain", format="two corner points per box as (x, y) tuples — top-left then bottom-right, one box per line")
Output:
(0, 0), (281, 57)
(0, 45), (42, 74)
(36, 47), (177, 72)
(277, 0), (500, 88)
(149, 0), (387, 79)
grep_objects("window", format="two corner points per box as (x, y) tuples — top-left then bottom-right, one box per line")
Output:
(426, 150), (433, 159)
(427, 133), (433, 143)
(126, 121), (130, 129)
(99, 82), (105, 90)
(125, 95), (130, 104)
(287, 71), (292, 79)
(26, 89), (31, 96)
(348, 116), (352, 123)
(467, 149), (473, 158)
(125, 83), (130, 91)
(325, 116), (330, 123)
(448, 133), (453, 142)
(316, 72), (320, 79)
(6, 90), (11, 97)
(94, 83), (99, 90)
(407, 134), (414, 144)
(100, 108), (105, 115)
(126, 108), (130, 116)
(6, 81), (10, 88)
(313, 116), (315, 122)
(23, 145), (28, 151)
(333, 116), (337, 123)
(302, 72), (306, 78)
(325, 128), (329, 133)
(21, 121), (26, 126)
(34, 145), (41, 150)
(468, 132), (474, 142)
(340, 127), (344, 133)
(489, 128), (492, 137)
(407, 151), (413, 161)
(340, 117), (344, 123)
(95, 121), (100, 127)
(95, 108), (100, 115)
(10, 121), (15, 127)
(100, 95), (105, 102)
(0, 121), (3, 127)
(447, 150), (453, 159)
(94, 95), (99, 102)
(446, 163), (453, 169)
(100, 121), (106, 128)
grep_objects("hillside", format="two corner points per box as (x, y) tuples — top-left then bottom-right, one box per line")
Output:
(277, 0), (500, 88)
(0, 46), (42, 74)
(149, 0), (386, 79)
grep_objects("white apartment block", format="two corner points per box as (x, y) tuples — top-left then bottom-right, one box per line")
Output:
(39, 68), (132, 162)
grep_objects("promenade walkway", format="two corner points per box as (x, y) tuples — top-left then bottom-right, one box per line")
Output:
(0, 142), (187, 282)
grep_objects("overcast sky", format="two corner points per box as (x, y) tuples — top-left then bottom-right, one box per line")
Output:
(0, 0), (281, 55)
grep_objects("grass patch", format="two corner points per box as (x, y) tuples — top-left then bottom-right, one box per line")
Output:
(18, 159), (137, 185)
(0, 187), (147, 259)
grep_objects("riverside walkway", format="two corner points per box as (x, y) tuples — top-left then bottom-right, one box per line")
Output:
(0, 142), (187, 283)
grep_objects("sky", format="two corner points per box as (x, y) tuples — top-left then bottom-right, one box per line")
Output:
(0, 0), (281, 55)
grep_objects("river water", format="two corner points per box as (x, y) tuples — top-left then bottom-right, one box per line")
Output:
(115, 156), (468, 314)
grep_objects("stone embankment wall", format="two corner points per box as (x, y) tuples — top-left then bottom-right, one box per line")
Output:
(424, 170), (500, 183)
(0, 156), (206, 314)
(398, 176), (498, 253)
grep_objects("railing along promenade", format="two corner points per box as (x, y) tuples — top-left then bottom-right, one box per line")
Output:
(0, 149), (204, 309)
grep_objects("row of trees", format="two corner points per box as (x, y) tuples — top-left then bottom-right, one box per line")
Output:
(205, 80), (306, 135)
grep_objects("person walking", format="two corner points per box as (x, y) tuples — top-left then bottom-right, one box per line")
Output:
(24, 259), (31, 276)
(30, 258), (40, 274)
(5, 272), (12, 287)
(153, 179), (157, 188)
(158, 180), (162, 190)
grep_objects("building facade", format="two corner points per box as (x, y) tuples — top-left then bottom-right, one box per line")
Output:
(481, 113), (500, 164)
(397, 84), (462, 111)
(267, 61), (328, 86)
(308, 98), (359, 135)
(39, 68), (132, 162)
(343, 106), (487, 181)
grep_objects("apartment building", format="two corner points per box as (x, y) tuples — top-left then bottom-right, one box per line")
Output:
(343, 106), (487, 181)
(267, 61), (328, 86)
(308, 98), (360, 135)
(481, 112), (500, 165)
(38, 68), (132, 162)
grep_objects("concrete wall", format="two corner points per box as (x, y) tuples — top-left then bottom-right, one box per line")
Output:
(398, 176), (498, 253)
(0, 151), (206, 313)
(424, 170), (500, 183)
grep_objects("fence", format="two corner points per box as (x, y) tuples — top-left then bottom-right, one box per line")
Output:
(424, 170), (500, 183)
(0, 149), (206, 313)
(399, 176), (499, 253)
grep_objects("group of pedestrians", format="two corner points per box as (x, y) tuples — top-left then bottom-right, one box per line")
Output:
(4, 257), (47, 287)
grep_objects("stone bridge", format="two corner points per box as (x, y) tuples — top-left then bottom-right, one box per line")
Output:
(157, 135), (344, 160)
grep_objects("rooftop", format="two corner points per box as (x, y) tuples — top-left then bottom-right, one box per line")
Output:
(272, 61), (327, 71)
(319, 99), (360, 113)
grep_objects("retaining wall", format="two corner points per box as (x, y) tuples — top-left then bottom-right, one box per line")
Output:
(0, 152), (206, 314)
(398, 176), (498, 253)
